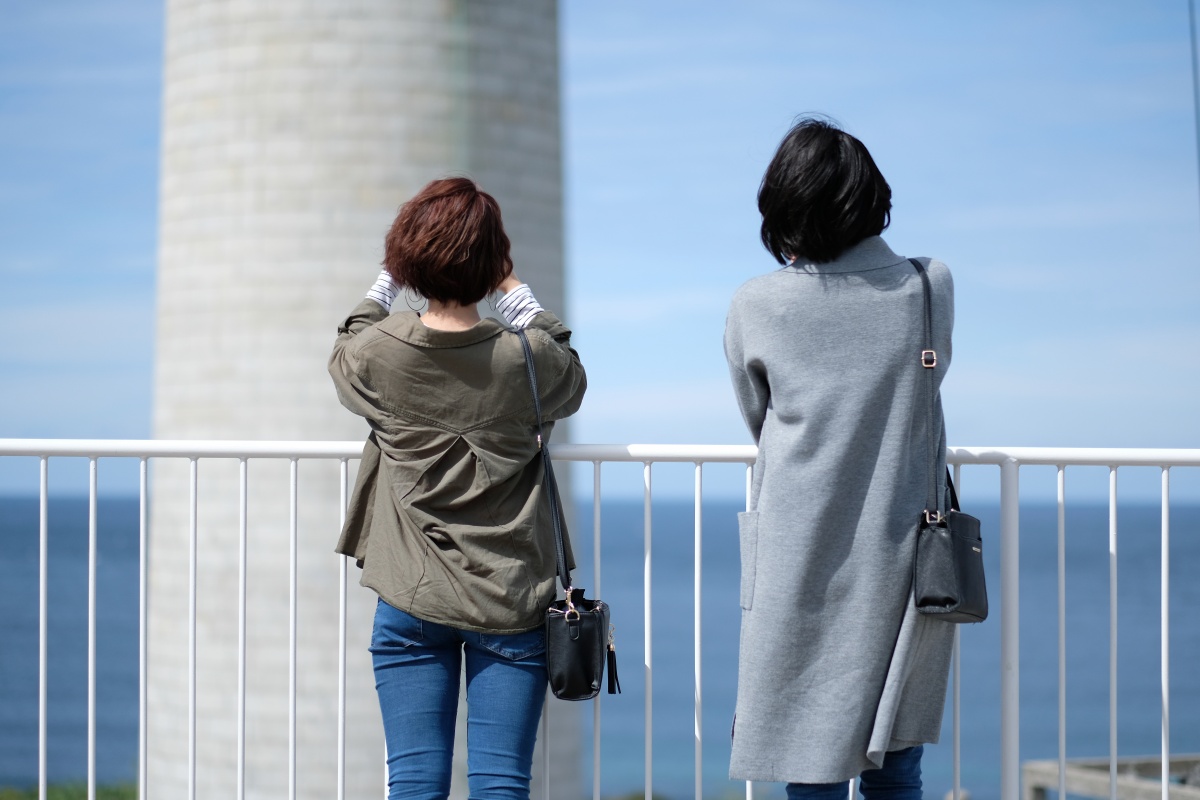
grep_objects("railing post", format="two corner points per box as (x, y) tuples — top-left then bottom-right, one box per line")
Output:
(745, 462), (753, 800)
(643, 462), (653, 800)
(1057, 466), (1067, 800)
(188, 458), (198, 800)
(288, 459), (298, 800)
(238, 459), (249, 800)
(693, 462), (703, 800)
(1000, 457), (1020, 800)
(1109, 467), (1118, 800)
(593, 461), (603, 800)
(88, 459), (98, 800)
(953, 464), (963, 800)
(39, 457), (48, 800)
(338, 459), (348, 800)
(1161, 467), (1170, 800)
(138, 458), (148, 800)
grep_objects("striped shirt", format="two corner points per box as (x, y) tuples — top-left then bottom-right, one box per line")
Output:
(364, 271), (544, 329)
(495, 284), (544, 329)
(365, 270), (400, 311)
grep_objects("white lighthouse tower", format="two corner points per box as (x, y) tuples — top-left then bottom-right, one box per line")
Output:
(150, 2), (574, 797)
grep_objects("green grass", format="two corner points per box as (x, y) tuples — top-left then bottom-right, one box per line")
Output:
(0, 785), (137, 800)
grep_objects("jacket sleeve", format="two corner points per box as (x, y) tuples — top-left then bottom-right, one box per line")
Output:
(524, 311), (587, 423)
(724, 299), (770, 445)
(328, 298), (391, 425)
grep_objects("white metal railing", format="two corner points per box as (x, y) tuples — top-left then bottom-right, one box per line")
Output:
(1, 439), (1198, 800)
(947, 447), (1199, 800)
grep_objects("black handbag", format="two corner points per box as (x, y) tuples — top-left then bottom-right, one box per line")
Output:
(516, 330), (620, 700)
(909, 259), (988, 624)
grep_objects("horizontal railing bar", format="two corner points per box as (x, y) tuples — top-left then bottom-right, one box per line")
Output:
(0, 440), (759, 462)
(561, 444), (757, 463)
(0, 439), (367, 459)
(3, 440), (1200, 468)
(947, 446), (1200, 468)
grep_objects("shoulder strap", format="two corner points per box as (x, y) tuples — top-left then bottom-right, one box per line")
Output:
(908, 259), (958, 518)
(516, 329), (573, 592)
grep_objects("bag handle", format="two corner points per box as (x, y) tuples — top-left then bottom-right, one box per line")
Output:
(908, 258), (960, 519)
(515, 329), (574, 595)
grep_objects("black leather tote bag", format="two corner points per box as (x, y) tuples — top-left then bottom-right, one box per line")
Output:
(914, 474), (988, 623)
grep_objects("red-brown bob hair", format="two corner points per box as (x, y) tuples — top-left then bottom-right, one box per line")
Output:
(383, 177), (512, 305)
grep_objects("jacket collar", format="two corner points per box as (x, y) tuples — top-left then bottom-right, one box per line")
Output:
(786, 236), (908, 275)
(376, 311), (509, 348)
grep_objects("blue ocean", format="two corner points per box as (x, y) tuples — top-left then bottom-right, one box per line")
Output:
(1, 495), (1197, 799)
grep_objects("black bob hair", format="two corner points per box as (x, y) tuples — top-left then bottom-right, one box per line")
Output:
(758, 117), (892, 265)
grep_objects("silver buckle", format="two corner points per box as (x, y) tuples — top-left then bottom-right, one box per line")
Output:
(564, 586), (580, 622)
(921, 350), (937, 368)
(924, 509), (945, 525)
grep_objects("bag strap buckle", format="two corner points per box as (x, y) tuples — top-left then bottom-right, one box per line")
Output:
(924, 509), (945, 526)
(563, 586), (580, 622)
(921, 350), (937, 368)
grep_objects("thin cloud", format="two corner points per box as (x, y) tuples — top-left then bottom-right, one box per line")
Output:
(0, 65), (155, 90)
(0, 299), (153, 367)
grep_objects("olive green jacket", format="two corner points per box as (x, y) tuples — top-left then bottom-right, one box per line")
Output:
(329, 299), (586, 633)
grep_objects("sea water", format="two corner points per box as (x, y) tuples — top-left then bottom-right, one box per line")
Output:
(570, 499), (1200, 800)
(0, 497), (140, 787)
(1, 495), (1197, 799)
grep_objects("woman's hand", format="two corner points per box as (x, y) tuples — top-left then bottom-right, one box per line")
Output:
(496, 273), (525, 295)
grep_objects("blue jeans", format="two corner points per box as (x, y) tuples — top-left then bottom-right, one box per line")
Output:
(370, 599), (548, 800)
(785, 745), (924, 800)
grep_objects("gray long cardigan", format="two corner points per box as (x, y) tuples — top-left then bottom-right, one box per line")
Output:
(723, 236), (956, 783)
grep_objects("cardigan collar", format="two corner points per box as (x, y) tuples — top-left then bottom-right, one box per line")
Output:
(376, 310), (509, 349)
(786, 236), (908, 275)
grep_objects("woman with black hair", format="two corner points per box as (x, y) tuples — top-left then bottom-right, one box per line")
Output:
(724, 118), (956, 799)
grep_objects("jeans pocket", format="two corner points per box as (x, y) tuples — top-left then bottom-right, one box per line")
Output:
(478, 627), (547, 662)
(370, 598), (424, 653)
(738, 511), (760, 611)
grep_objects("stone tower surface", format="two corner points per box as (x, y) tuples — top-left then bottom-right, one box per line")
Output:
(150, 2), (576, 799)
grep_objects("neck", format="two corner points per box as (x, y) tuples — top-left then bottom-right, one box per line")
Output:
(421, 299), (481, 331)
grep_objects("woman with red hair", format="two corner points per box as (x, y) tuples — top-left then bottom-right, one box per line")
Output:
(329, 177), (586, 800)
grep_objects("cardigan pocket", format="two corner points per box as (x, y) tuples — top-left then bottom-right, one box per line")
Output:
(738, 512), (760, 610)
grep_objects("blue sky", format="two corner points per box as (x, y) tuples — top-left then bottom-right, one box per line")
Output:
(2, 1), (1199, 499)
